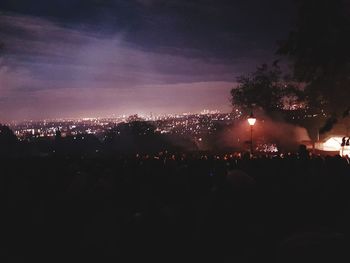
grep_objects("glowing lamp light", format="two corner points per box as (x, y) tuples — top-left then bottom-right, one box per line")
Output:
(247, 113), (256, 126)
(247, 112), (256, 154)
(248, 117), (256, 126)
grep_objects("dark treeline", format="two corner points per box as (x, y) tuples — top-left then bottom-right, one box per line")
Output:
(0, 121), (198, 158)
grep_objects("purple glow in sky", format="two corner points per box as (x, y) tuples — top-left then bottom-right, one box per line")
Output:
(0, 0), (294, 121)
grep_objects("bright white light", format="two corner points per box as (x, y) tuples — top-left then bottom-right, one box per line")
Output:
(341, 148), (350, 157)
(322, 137), (343, 151)
(316, 136), (350, 156)
(248, 117), (256, 126)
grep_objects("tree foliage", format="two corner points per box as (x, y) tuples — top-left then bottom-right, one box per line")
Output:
(104, 121), (171, 154)
(278, 0), (350, 117)
(231, 63), (303, 116)
(0, 124), (17, 155)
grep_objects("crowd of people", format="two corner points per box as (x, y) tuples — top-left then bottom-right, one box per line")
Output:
(4, 149), (350, 262)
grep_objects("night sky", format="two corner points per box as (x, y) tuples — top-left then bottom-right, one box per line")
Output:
(0, 0), (295, 121)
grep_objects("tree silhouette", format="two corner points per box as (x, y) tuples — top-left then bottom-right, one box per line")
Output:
(278, 0), (350, 119)
(0, 124), (17, 143)
(0, 124), (17, 156)
(231, 63), (303, 117)
(105, 121), (172, 154)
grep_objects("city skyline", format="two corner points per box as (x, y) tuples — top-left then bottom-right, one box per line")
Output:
(4, 108), (230, 124)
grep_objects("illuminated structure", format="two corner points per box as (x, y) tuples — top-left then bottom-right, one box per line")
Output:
(315, 136), (350, 157)
(247, 112), (256, 154)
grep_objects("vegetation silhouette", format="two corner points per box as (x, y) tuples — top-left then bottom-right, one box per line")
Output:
(0, 124), (18, 156)
(278, 0), (350, 132)
(104, 120), (196, 154)
(231, 63), (304, 118)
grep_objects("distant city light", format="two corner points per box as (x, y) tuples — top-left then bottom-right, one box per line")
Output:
(9, 110), (240, 139)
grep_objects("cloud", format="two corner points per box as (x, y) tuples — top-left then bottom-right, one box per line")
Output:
(0, 14), (244, 121)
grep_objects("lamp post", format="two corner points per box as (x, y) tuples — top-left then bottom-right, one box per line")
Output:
(247, 112), (256, 154)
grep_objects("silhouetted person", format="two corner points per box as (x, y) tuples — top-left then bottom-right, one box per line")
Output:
(341, 137), (346, 146)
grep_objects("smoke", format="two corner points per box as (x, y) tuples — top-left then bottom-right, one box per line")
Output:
(343, 107), (350, 118)
(319, 117), (338, 135)
(208, 112), (310, 152)
(317, 105), (350, 135)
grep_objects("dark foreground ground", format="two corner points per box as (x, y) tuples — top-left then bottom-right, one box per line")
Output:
(4, 153), (350, 262)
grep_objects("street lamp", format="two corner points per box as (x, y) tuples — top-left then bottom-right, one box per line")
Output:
(247, 112), (256, 154)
